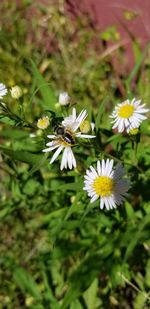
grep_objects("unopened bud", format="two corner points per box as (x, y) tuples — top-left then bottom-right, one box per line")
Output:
(80, 120), (91, 133)
(29, 133), (36, 138)
(25, 296), (34, 306)
(70, 195), (76, 203)
(37, 116), (50, 129)
(129, 128), (139, 135)
(10, 86), (22, 99)
(90, 122), (95, 132)
(59, 92), (70, 106)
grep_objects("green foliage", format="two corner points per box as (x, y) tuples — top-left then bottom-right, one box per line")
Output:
(30, 60), (57, 112)
(0, 1), (150, 308)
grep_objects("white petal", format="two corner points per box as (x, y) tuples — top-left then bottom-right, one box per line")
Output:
(73, 110), (87, 131)
(106, 159), (114, 176)
(112, 118), (120, 129)
(118, 118), (125, 132)
(90, 194), (98, 203)
(135, 108), (149, 113)
(90, 166), (98, 177)
(60, 147), (76, 170)
(105, 159), (112, 176)
(84, 175), (93, 182)
(100, 198), (104, 209)
(0, 83), (7, 97)
(43, 144), (59, 152)
(97, 160), (101, 175)
(46, 141), (56, 146)
(86, 170), (96, 180)
(47, 135), (56, 138)
(108, 196), (116, 209)
(60, 148), (68, 170)
(114, 164), (124, 179)
(50, 145), (64, 164)
(72, 108), (76, 120)
(124, 118), (129, 127)
(103, 197), (110, 210)
(70, 148), (77, 168)
(68, 148), (74, 169)
(101, 160), (106, 175)
(134, 114), (147, 120)
(76, 133), (96, 139)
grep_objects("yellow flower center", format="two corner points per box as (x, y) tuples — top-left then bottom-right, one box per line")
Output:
(118, 104), (134, 118)
(59, 138), (74, 147)
(92, 176), (114, 197)
(39, 119), (46, 126)
(61, 140), (72, 147)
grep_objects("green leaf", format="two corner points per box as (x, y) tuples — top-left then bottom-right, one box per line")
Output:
(0, 207), (12, 219)
(125, 202), (135, 219)
(27, 208), (68, 229)
(52, 181), (83, 192)
(28, 153), (49, 175)
(0, 128), (29, 139)
(70, 300), (83, 309)
(95, 97), (108, 131)
(134, 292), (147, 309)
(145, 259), (150, 287)
(65, 192), (84, 220)
(1, 147), (43, 165)
(13, 267), (42, 301)
(30, 59), (56, 111)
(42, 270), (60, 309)
(23, 179), (39, 196)
(0, 115), (16, 125)
(61, 249), (114, 309)
(126, 45), (148, 88)
(83, 278), (98, 309)
(123, 213), (150, 262)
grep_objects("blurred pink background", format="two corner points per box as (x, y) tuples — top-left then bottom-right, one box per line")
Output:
(68, 0), (150, 68)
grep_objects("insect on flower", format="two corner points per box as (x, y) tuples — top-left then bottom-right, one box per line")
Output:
(55, 125), (75, 145)
(43, 108), (95, 170)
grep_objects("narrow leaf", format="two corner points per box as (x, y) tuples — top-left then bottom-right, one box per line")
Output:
(13, 267), (42, 301)
(30, 59), (56, 111)
(95, 97), (108, 131)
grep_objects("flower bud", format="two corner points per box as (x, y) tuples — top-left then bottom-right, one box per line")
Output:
(129, 128), (139, 135)
(80, 120), (91, 133)
(10, 86), (22, 99)
(90, 122), (95, 132)
(59, 92), (70, 106)
(29, 133), (36, 138)
(37, 116), (50, 130)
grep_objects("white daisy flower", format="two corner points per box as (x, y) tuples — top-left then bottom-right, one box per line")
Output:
(59, 92), (70, 106)
(83, 159), (130, 210)
(43, 108), (95, 170)
(0, 83), (8, 99)
(110, 98), (149, 133)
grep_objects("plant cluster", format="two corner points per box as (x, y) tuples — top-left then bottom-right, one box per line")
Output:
(0, 1), (150, 308)
(0, 62), (150, 307)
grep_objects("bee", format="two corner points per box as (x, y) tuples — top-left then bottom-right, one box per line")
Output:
(55, 125), (75, 145)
